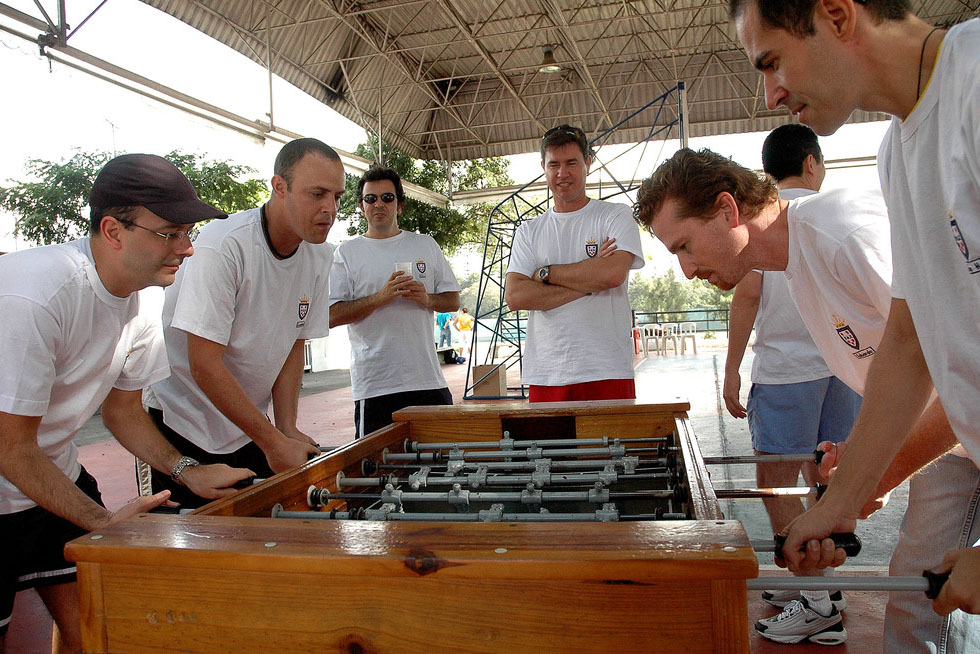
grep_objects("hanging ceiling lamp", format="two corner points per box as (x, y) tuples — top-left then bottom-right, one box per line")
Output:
(538, 46), (562, 73)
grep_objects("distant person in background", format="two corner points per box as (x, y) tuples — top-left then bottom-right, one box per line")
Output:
(436, 311), (453, 348)
(454, 307), (474, 360)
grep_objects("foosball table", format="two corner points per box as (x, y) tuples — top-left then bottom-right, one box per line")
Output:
(66, 400), (758, 653)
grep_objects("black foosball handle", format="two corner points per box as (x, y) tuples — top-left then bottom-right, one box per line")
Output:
(773, 532), (862, 557)
(923, 570), (951, 599)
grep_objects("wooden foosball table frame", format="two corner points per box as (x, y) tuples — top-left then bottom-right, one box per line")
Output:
(66, 400), (758, 653)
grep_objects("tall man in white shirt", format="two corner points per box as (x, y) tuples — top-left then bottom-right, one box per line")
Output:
(148, 138), (342, 508)
(329, 166), (460, 439)
(728, 0), (980, 646)
(0, 154), (251, 653)
(504, 125), (644, 402)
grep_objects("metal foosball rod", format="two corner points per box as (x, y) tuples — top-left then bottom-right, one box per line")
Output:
(365, 455), (644, 475)
(273, 502), (624, 522)
(703, 450), (826, 466)
(307, 483), (688, 508)
(404, 434), (671, 452)
(715, 484), (826, 500)
(384, 444), (631, 463)
(336, 468), (674, 491)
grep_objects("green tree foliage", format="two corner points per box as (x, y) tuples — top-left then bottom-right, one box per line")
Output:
(340, 136), (512, 254)
(0, 150), (267, 246)
(628, 269), (733, 313)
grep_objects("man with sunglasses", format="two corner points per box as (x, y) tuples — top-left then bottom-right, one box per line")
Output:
(0, 153), (253, 653)
(505, 125), (644, 402)
(329, 166), (460, 439)
(146, 138), (342, 508)
(728, 0), (980, 646)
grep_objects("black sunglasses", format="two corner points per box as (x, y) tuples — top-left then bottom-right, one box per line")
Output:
(362, 192), (396, 204)
(543, 124), (584, 140)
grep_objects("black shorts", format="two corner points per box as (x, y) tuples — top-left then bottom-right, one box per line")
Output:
(0, 466), (104, 636)
(353, 387), (453, 439)
(148, 407), (273, 510)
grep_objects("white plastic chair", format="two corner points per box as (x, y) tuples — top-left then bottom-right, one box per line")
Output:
(660, 323), (679, 354)
(679, 322), (698, 354)
(641, 324), (662, 356)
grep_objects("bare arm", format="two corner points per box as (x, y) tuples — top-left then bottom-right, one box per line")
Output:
(270, 339), (316, 445)
(544, 249), (635, 294)
(402, 284), (460, 313)
(101, 388), (254, 499)
(505, 272), (587, 311)
(781, 298), (943, 571)
(187, 333), (318, 473)
(723, 271), (762, 419)
(0, 410), (169, 531)
(329, 272), (415, 328)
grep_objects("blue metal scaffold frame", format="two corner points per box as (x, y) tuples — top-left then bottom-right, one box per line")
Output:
(463, 82), (688, 399)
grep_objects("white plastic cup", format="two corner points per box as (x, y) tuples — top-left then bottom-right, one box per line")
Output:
(394, 262), (412, 276)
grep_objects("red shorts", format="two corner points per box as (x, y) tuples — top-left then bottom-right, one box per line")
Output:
(528, 379), (636, 403)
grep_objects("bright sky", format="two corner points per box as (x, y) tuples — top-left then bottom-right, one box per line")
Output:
(0, 0), (892, 279)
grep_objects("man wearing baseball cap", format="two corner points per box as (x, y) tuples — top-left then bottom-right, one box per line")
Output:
(0, 153), (253, 653)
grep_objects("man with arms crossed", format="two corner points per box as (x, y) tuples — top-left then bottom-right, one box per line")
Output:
(724, 124), (861, 628)
(0, 154), (251, 653)
(148, 138), (341, 508)
(330, 166), (460, 439)
(729, 0), (980, 645)
(505, 125), (644, 402)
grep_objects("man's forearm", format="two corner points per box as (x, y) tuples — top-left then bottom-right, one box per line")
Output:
(329, 296), (382, 328)
(819, 299), (936, 516)
(0, 412), (112, 530)
(427, 291), (460, 313)
(271, 339), (305, 432)
(505, 273), (586, 311)
(547, 251), (633, 293)
(102, 389), (183, 473)
(875, 397), (957, 494)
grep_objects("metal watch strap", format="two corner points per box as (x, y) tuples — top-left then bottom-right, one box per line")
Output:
(171, 456), (200, 484)
(538, 265), (551, 283)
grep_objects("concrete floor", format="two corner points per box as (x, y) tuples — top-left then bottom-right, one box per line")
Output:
(8, 346), (903, 653)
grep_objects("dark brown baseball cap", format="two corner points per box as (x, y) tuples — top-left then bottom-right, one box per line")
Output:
(89, 153), (228, 225)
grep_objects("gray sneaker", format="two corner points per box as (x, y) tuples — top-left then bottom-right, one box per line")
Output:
(762, 589), (847, 612)
(755, 597), (847, 645)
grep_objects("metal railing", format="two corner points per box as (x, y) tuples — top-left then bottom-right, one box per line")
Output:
(633, 308), (730, 333)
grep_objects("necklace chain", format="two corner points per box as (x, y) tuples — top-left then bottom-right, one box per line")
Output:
(917, 26), (942, 101)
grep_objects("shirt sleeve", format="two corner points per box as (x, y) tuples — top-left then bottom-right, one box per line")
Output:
(0, 295), (58, 416)
(328, 244), (354, 305)
(298, 244), (333, 339)
(835, 221), (894, 321)
(506, 222), (537, 277)
(606, 203), (645, 270)
(113, 305), (170, 392)
(169, 244), (241, 346)
(431, 237), (461, 294)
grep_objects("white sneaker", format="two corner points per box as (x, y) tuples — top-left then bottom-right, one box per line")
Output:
(755, 597), (847, 645)
(762, 589), (846, 612)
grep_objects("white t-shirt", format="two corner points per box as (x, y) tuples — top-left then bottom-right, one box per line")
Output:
(0, 240), (169, 513)
(878, 19), (980, 464)
(507, 199), (644, 385)
(148, 207), (332, 454)
(751, 188), (834, 385)
(783, 188), (893, 396)
(329, 230), (460, 401)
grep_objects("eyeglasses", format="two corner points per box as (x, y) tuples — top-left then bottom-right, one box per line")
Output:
(362, 192), (397, 205)
(117, 219), (197, 243)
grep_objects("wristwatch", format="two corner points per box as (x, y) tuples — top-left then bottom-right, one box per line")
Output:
(171, 456), (200, 485)
(537, 265), (551, 284)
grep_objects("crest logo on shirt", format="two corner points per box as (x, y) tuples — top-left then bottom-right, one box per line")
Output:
(951, 211), (980, 274)
(833, 314), (859, 349)
(298, 295), (309, 320)
(834, 314), (876, 359)
(585, 238), (598, 258)
(416, 259), (427, 277)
